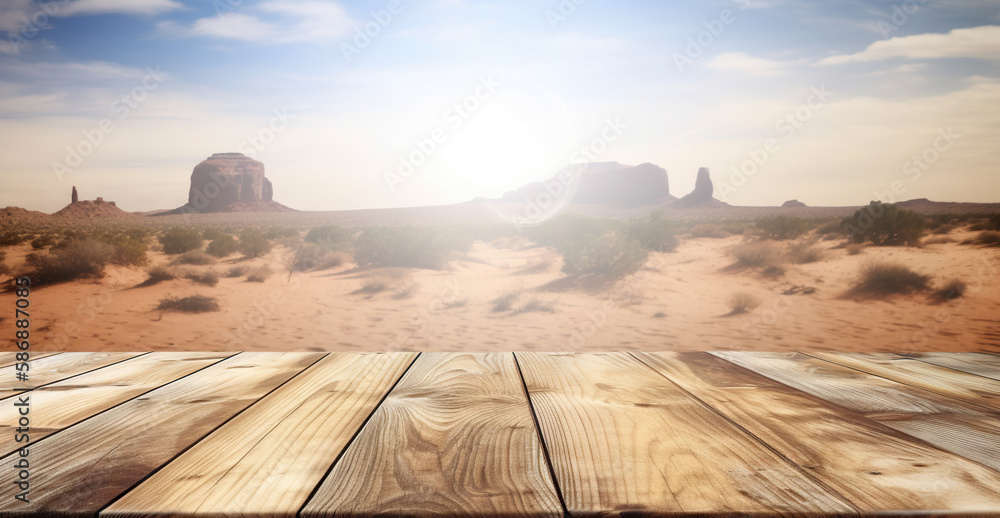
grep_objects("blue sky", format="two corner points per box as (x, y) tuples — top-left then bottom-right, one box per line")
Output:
(1, 0), (998, 212)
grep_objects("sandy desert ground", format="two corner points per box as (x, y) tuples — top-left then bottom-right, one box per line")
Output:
(2, 220), (997, 354)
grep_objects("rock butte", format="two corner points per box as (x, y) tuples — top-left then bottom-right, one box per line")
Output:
(187, 152), (275, 212)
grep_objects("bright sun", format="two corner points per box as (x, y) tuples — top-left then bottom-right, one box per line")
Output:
(440, 103), (568, 196)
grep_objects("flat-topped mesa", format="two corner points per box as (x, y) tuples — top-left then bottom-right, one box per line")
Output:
(188, 152), (269, 212)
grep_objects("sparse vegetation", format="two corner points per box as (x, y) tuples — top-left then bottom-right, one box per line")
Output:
(491, 291), (521, 312)
(623, 212), (679, 253)
(923, 235), (955, 245)
(171, 249), (215, 266)
(842, 201), (926, 247)
(729, 241), (782, 269)
(755, 216), (812, 241)
(559, 233), (648, 278)
(963, 231), (1000, 247)
(156, 295), (220, 313)
(225, 265), (251, 278)
(159, 227), (203, 254)
(184, 269), (220, 287)
(304, 226), (353, 248)
(0, 233), (29, 247)
(391, 281), (420, 299)
(291, 243), (348, 272)
(26, 239), (114, 283)
(354, 226), (471, 270)
(106, 236), (148, 266)
(846, 243), (865, 255)
(937, 279), (967, 301)
(0, 251), (9, 278)
(264, 227), (299, 240)
(206, 235), (239, 257)
(140, 265), (177, 286)
(31, 234), (58, 249)
(853, 260), (930, 296)
(688, 224), (729, 239)
(786, 241), (825, 264)
(515, 298), (555, 314)
(729, 292), (761, 314)
(246, 265), (273, 282)
(238, 228), (273, 258)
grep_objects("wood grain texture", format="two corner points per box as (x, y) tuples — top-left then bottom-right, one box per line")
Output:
(104, 352), (417, 518)
(713, 352), (1000, 472)
(516, 352), (854, 516)
(0, 352), (235, 456)
(636, 351), (1000, 513)
(811, 352), (1000, 410)
(0, 352), (144, 401)
(301, 352), (563, 518)
(0, 352), (323, 517)
(0, 351), (60, 369)
(903, 353), (1000, 382)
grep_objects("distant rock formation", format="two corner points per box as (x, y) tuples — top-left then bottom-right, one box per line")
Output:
(782, 199), (807, 208)
(262, 178), (273, 202)
(163, 152), (291, 214)
(53, 198), (136, 220)
(671, 167), (715, 208)
(500, 162), (675, 207)
(71, 186), (78, 204)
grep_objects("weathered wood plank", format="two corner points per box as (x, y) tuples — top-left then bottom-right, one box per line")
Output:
(636, 351), (1000, 513)
(0, 352), (323, 517)
(811, 352), (1000, 410)
(903, 353), (1000, 382)
(0, 351), (60, 370)
(0, 352), (236, 457)
(0, 352), (143, 401)
(516, 352), (854, 516)
(301, 352), (563, 518)
(714, 352), (1000, 473)
(103, 352), (417, 518)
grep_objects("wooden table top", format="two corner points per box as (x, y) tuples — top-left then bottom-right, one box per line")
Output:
(2, 351), (999, 517)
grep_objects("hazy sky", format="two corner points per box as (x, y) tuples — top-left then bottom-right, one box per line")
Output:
(1, 0), (998, 213)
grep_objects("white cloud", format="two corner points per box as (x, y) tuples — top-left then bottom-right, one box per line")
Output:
(168, 0), (356, 44)
(59, 0), (183, 17)
(190, 13), (276, 41)
(819, 25), (1000, 65)
(0, 0), (34, 32)
(706, 52), (790, 75)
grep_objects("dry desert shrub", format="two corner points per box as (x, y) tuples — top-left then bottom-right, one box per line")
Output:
(206, 235), (239, 257)
(515, 298), (555, 314)
(922, 235), (955, 245)
(26, 239), (113, 283)
(786, 241), (825, 264)
(225, 265), (251, 278)
(291, 243), (349, 272)
(171, 249), (215, 265)
(688, 223), (729, 239)
(239, 228), (273, 259)
(936, 279), (967, 301)
(853, 260), (930, 296)
(728, 292), (761, 314)
(729, 241), (782, 268)
(184, 269), (220, 287)
(159, 227), (203, 255)
(156, 294), (220, 313)
(0, 251), (10, 277)
(755, 216), (812, 240)
(246, 265), (273, 282)
(845, 243), (865, 255)
(139, 264), (177, 287)
(491, 290), (521, 312)
(962, 231), (1000, 247)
